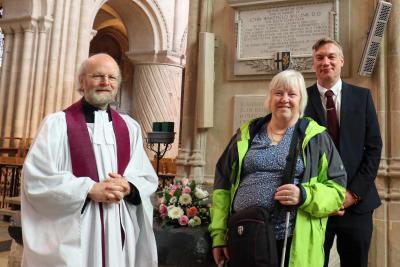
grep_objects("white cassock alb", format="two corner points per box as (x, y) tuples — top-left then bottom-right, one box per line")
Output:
(21, 110), (158, 267)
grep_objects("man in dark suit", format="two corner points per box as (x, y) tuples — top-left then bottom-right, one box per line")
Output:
(304, 38), (382, 267)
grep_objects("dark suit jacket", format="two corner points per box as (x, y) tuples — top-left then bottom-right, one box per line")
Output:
(305, 82), (382, 213)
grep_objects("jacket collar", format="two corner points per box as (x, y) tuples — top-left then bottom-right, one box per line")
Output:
(242, 114), (309, 144)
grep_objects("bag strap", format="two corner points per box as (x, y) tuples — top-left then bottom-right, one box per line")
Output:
(282, 120), (301, 185)
(272, 119), (302, 215)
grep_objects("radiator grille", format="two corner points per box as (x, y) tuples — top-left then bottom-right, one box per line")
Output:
(358, 1), (392, 77)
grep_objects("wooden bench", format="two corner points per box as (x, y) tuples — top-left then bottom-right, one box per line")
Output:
(0, 137), (32, 158)
(0, 208), (19, 217)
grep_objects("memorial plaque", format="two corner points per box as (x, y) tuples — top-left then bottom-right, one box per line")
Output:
(233, 0), (338, 76)
(233, 95), (266, 133)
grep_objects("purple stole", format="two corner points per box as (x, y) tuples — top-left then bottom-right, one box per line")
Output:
(64, 99), (130, 267)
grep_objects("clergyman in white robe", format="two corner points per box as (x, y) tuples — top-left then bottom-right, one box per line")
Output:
(21, 106), (158, 267)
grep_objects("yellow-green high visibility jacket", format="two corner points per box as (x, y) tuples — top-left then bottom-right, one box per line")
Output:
(209, 115), (347, 267)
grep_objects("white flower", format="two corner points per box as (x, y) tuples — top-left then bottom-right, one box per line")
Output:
(168, 206), (184, 219)
(188, 216), (201, 227)
(194, 187), (209, 199)
(169, 196), (177, 204)
(181, 178), (189, 186)
(192, 216), (202, 226)
(188, 218), (197, 227)
(179, 193), (192, 205)
(199, 207), (209, 214)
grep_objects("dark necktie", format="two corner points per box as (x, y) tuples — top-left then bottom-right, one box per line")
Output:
(325, 90), (340, 149)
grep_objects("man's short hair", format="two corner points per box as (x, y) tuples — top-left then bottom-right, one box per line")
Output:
(312, 37), (344, 59)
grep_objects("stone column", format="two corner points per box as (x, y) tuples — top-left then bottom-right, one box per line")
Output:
(61, 0), (82, 108)
(129, 63), (183, 159)
(175, 0), (200, 179)
(172, 0), (188, 54)
(187, 130), (207, 181)
(43, 0), (66, 116)
(3, 28), (22, 138)
(386, 1), (400, 266)
(0, 29), (13, 135)
(187, 0), (214, 182)
(73, 0), (95, 102)
(28, 17), (52, 138)
(53, 0), (71, 110)
(387, 4), (400, 174)
(14, 21), (37, 139)
(368, 9), (390, 265)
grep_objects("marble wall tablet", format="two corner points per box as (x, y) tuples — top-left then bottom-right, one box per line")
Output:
(233, 95), (266, 134)
(232, 0), (338, 76)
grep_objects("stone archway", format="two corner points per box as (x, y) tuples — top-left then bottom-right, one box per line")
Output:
(0, 0), (188, 163)
(89, 28), (129, 111)
(89, 0), (188, 159)
(90, 33), (123, 64)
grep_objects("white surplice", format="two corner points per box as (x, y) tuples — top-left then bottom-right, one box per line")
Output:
(21, 110), (158, 267)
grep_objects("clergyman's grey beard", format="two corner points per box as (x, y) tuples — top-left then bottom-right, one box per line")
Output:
(85, 87), (118, 109)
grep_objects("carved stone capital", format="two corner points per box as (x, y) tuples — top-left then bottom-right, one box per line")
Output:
(0, 25), (13, 34)
(21, 19), (38, 32)
(176, 148), (191, 165)
(0, 16), (38, 33)
(125, 50), (185, 67)
(38, 16), (53, 33)
(187, 150), (206, 167)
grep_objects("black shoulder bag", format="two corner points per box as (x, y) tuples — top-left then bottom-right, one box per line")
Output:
(227, 121), (301, 267)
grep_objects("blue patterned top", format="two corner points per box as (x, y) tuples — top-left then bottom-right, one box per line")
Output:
(233, 122), (304, 240)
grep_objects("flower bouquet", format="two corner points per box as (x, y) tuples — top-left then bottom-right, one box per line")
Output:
(154, 178), (211, 228)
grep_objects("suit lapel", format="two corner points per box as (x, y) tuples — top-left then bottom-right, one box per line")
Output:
(339, 82), (353, 139)
(308, 84), (326, 126)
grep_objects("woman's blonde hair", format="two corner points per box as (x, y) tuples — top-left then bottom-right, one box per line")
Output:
(264, 70), (308, 117)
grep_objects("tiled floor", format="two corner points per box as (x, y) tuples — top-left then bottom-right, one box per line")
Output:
(0, 220), (11, 267)
(0, 218), (340, 267)
(0, 251), (9, 267)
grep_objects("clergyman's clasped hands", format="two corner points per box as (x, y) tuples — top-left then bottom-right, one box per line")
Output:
(88, 172), (131, 203)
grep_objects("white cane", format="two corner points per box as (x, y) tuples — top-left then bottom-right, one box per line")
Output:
(280, 121), (300, 267)
(280, 211), (291, 267)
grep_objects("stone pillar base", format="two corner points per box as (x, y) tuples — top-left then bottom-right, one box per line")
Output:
(7, 240), (22, 267)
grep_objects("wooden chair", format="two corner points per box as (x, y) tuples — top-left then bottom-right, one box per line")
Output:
(151, 158), (177, 190)
(0, 137), (22, 157)
(0, 137), (27, 213)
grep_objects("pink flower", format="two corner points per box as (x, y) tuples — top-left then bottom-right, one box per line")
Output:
(179, 215), (189, 226)
(159, 204), (168, 216)
(169, 185), (178, 196)
(186, 206), (198, 218)
(182, 186), (191, 194)
(182, 178), (189, 186)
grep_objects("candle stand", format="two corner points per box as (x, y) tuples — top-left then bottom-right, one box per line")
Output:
(145, 132), (175, 188)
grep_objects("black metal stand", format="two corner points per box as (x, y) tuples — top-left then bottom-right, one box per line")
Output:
(145, 131), (175, 178)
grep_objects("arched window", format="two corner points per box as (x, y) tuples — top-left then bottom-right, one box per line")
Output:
(0, 7), (4, 67)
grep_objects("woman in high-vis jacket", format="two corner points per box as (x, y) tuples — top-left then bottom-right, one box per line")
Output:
(209, 70), (347, 267)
